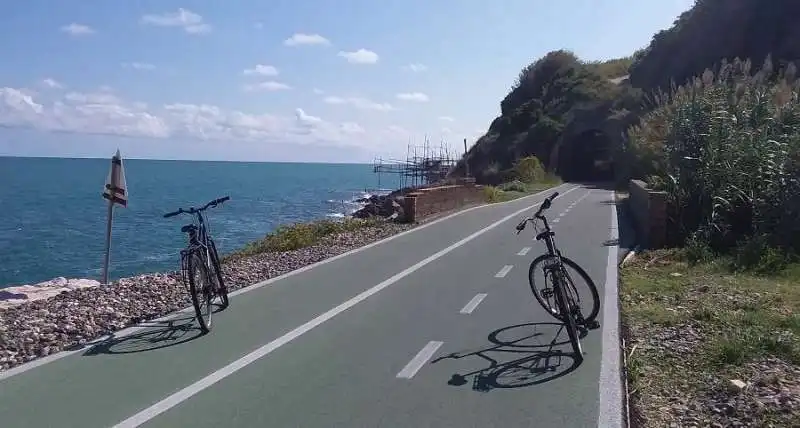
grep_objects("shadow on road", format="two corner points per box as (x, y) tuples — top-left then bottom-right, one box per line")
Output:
(573, 181), (637, 259)
(82, 315), (205, 356)
(430, 322), (582, 392)
(569, 181), (618, 191)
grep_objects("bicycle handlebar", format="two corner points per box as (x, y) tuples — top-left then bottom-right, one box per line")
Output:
(515, 191), (559, 234)
(163, 196), (230, 218)
(534, 191), (559, 218)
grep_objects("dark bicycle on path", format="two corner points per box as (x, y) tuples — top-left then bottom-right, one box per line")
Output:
(515, 191), (600, 363)
(164, 196), (231, 333)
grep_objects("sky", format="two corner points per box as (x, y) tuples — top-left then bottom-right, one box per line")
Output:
(0, 0), (695, 163)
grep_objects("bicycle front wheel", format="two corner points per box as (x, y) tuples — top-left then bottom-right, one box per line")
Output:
(187, 250), (213, 333)
(528, 254), (600, 324)
(554, 281), (583, 363)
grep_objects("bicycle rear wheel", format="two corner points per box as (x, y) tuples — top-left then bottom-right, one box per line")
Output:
(208, 239), (229, 308)
(187, 250), (213, 333)
(528, 254), (600, 324)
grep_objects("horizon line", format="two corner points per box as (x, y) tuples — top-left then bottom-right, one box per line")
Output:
(0, 154), (376, 165)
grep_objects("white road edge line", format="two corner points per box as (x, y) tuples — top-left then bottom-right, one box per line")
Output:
(494, 265), (513, 278)
(396, 341), (444, 379)
(0, 183), (574, 382)
(459, 293), (487, 314)
(517, 247), (531, 256)
(111, 185), (582, 428)
(597, 189), (623, 428)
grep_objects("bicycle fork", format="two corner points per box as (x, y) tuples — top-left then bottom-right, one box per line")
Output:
(542, 265), (586, 325)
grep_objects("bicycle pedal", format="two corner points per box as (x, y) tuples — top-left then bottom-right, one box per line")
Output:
(541, 288), (554, 298)
(585, 320), (601, 330)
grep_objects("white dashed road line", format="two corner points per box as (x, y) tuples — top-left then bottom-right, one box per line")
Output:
(494, 265), (513, 278)
(517, 247), (531, 256)
(396, 341), (444, 379)
(459, 293), (487, 314)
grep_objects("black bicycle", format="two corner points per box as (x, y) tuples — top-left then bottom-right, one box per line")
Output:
(164, 196), (231, 333)
(515, 191), (600, 362)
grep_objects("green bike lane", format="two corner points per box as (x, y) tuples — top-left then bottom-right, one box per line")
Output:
(131, 186), (614, 428)
(0, 183), (579, 428)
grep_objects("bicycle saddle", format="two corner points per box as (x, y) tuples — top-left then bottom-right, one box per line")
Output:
(181, 224), (197, 233)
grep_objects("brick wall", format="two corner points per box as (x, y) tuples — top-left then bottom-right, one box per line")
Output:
(628, 179), (667, 249)
(403, 178), (484, 222)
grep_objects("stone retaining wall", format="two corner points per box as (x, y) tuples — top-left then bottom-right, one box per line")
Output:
(403, 178), (485, 222)
(629, 179), (667, 249)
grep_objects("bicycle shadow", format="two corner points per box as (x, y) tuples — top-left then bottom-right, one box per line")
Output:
(82, 314), (205, 356)
(430, 322), (582, 393)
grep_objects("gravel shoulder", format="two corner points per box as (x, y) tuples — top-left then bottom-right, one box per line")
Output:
(620, 249), (800, 427)
(0, 220), (415, 373)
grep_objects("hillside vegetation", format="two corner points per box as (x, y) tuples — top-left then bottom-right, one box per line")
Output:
(453, 0), (799, 190)
(451, 50), (639, 184)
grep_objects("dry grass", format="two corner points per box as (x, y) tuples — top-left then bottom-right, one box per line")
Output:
(621, 249), (800, 427)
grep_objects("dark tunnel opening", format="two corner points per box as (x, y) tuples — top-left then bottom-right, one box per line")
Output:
(558, 129), (614, 182)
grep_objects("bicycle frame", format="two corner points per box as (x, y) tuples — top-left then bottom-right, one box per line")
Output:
(167, 196), (229, 287)
(180, 211), (212, 284)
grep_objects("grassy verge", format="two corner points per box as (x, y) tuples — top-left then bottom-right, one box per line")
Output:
(222, 217), (387, 261)
(621, 249), (800, 426)
(483, 177), (562, 203)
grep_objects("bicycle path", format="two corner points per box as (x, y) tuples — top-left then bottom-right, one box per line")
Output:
(0, 182), (622, 428)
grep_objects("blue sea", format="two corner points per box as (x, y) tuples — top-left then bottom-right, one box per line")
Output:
(0, 157), (400, 288)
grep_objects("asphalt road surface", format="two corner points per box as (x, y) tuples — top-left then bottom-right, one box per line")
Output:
(0, 182), (622, 428)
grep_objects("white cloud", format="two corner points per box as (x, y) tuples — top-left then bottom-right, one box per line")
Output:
(438, 116), (455, 122)
(403, 63), (427, 72)
(312, 88), (325, 95)
(441, 127), (453, 135)
(284, 33), (331, 46)
(338, 49), (379, 64)
(340, 122), (365, 134)
(295, 108), (321, 125)
(61, 23), (94, 36)
(323, 96), (393, 111)
(0, 86), (368, 148)
(141, 9), (211, 34)
(243, 64), (279, 76)
(64, 91), (122, 105)
(396, 92), (429, 102)
(123, 62), (156, 71)
(243, 81), (292, 92)
(387, 125), (410, 136)
(0, 87), (167, 138)
(41, 78), (63, 89)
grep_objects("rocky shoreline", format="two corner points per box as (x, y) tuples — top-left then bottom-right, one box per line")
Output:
(351, 188), (410, 220)
(0, 221), (415, 372)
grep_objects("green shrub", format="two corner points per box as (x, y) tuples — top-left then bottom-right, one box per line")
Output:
(226, 218), (382, 259)
(512, 156), (546, 183)
(483, 186), (502, 203)
(684, 233), (715, 266)
(732, 235), (789, 275)
(499, 180), (528, 193)
(627, 57), (800, 261)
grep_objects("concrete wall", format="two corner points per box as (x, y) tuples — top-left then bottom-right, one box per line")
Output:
(403, 178), (485, 222)
(629, 179), (668, 249)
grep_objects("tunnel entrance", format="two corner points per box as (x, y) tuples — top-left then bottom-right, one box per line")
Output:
(558, 129), (614, 182)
